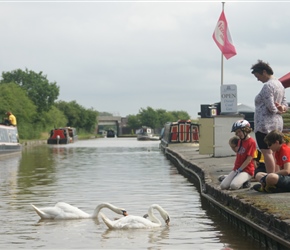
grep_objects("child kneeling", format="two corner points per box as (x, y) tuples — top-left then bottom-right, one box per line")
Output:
(220, 120), (256, 190)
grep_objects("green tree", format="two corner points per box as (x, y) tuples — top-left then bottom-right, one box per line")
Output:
(55, 100), (82, 127)
(282, 110), (290, 130)
(0, 68), (60, 114)
(0, 82), (37, 139)
(42, 106), (68, 130)
(156, 109), (175, 127)
(126, 107), (191, 131)
(99, 112), (113, 116)
(55, 100), (98, 133)
(127, 115), (142, 130)
(81, 108), (99, 132)
(169, 110), (191, 121)
(138, 107), (159, 128)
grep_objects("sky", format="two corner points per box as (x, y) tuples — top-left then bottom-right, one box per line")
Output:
(0, 0), (289, 119)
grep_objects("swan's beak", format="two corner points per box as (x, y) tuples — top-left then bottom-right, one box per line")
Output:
(122, 210), (128, 216)
(165, 217), (170, 226)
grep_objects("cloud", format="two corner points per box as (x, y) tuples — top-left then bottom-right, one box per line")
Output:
(0, 1), (290, 119)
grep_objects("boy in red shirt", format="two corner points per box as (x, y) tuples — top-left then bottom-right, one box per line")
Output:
(220, 120), (256, 190)
(253, 130), (290, 192)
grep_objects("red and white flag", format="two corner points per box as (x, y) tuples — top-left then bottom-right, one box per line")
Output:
(212, 10), (237, 60)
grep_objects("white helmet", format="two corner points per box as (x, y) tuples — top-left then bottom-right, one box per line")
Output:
(231, 120), (251, 132)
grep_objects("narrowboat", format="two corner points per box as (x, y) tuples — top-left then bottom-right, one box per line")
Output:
(160, 120), (199, 148)
(106, 129), (115, 138)
(47, 127), (78, 144)
(136, 126), (160, 141)
(0, 124), (21, 154)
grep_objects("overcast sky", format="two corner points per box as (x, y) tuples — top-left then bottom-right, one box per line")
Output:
(1, 1), (289, 119)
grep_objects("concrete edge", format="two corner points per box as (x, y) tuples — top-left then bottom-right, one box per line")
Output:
(163, 147), (290, 249)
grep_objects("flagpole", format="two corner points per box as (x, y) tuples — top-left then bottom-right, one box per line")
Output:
(221, 2), (225, 86)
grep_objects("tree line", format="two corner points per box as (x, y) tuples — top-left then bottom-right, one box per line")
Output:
(3, 68), (289, 139)
(0, 68), (192, 139)
(0, 69), (98, 139)
(282, 111), (290, 130)
(127, 107), (191, 131)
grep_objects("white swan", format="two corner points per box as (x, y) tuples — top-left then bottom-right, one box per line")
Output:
(100, 204), (170, 229)
(31, 202), (127, 220)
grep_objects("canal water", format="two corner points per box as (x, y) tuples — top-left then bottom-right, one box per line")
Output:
(0, 138), (264, 249)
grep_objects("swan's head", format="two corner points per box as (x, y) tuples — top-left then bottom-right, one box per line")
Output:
(149, 204), (170, 226)
(165, 216), (170, 226)
(122, 210), (128, 216)
(158, 207), (170, 225)
(93, 203), (128, 218)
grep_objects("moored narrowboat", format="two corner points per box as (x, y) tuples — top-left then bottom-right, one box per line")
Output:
(47, 127), (78, 144)
(160, 120), (199, 147)
(106, 129), (115, 138)
(0, 124), (21, 154)
(136, 126), (160, 141)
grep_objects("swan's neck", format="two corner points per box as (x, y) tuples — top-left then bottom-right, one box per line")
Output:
(92, 203), (106, 218)
(92, 203), (119, 218)
(148, 206), (162, 226)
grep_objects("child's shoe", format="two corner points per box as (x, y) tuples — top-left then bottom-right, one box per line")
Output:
(252, 184), (265, 192)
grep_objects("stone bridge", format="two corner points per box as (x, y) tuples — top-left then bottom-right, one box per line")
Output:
(97, 116), (126, 136)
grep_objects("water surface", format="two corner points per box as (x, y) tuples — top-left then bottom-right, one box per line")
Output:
(0, 138), (263, 249)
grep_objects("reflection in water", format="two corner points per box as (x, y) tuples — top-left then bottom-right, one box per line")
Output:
(18, 146), (57, 190)
(0, 153), (22, 198)
(147, 226), (170, 244)
(0, 139), (263, 249)
(201, 197), (267, 250)
(101, 226), (170, 245)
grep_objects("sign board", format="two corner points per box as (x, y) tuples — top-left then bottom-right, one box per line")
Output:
(220, 84), (237, 113)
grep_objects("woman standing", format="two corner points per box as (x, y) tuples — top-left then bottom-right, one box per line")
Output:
(251, 60), (288, 173)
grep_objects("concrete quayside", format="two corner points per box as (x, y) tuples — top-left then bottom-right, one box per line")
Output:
(161, 143), (290, 250)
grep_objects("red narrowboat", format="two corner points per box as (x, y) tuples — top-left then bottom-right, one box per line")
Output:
(160, 120), (199, 147)
(47, 127), (78, 144)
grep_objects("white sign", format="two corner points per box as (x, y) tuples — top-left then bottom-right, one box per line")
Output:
(220, 84), (237, 113)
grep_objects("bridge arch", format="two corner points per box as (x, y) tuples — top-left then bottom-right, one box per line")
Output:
(97, 116), (123, 136)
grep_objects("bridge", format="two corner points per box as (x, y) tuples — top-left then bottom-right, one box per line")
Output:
(97, 116), (125, 136)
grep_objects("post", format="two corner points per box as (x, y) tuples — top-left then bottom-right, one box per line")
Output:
(221, 2), (225, 85)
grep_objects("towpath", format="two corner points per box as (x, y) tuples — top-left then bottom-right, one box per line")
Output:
(163, 143), (290, 249)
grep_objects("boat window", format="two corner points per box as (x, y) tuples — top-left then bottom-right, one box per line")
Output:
(0, 128), (9, 142)
(0, 127), (18, 143)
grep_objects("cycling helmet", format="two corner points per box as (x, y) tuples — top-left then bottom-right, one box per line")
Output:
(231, 120), (250, 132)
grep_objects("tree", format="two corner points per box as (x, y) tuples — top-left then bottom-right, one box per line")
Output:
(169, 110), (190, 121)
(99, 112), (113, 116)
(0, 68), (60, 114)
(0, 82), (37, 139)
(282, 110), (290, 130)
(127, 115), (142, 130)
(156, 109), (175, 127)
(55, 100), (82, 127)
(55, 100), (98, 133)
(126, 107), (191, 131)
(81, 108), (99, 132)
(138, 107), (159, 129)
(42, 106), (68, 130)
